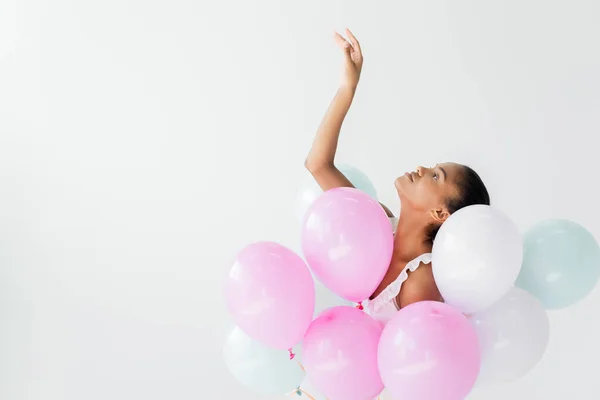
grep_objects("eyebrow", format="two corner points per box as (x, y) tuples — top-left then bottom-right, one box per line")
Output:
(438, 166), (447, 181)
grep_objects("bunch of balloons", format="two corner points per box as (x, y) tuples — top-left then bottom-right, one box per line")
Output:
(222, 164), (600, 400)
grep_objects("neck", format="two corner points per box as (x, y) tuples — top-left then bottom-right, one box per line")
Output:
(393, 207), (432, 261)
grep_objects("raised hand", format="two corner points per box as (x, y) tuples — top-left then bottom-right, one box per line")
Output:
(333, 29), (363, 90)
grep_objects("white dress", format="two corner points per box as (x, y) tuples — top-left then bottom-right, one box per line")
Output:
(287, 217), (433, 399)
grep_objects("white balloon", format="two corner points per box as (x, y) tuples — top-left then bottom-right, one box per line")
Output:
(432, 205), (523, 314)
(296, 164), (378, 224)
(470, 287), (550, 385)
(223, 326), (304, 395)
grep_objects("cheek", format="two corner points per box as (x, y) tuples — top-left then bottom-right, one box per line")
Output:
(412, 181), (440, 206)
(411, 183), (427, 201)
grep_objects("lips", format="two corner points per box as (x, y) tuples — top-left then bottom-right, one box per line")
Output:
(405, 172), (414, 182)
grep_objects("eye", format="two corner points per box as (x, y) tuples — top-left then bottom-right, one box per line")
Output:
(433, 173), (438, 181)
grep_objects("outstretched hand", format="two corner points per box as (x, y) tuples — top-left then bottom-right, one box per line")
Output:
(334, 29), (363, 90)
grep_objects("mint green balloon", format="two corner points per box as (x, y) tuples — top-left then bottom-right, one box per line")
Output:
(516, 219), (600, 309)
(296, 164), (379, 223)
(337, 164), (378, 200)
(223, 327), (304, 395)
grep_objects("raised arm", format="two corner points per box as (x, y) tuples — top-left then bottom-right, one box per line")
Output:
(304, 29), (361, 189)
(305, 29), (394, 218)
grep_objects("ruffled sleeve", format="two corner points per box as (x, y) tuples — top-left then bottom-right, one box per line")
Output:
(366, 253), (432, 315)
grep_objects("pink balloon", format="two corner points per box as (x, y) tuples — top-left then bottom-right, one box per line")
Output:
(224, 242), (315, 350)
(302, 306), (384, 400)
(378, 301), (481, 400)
(301, 187), (394, 302)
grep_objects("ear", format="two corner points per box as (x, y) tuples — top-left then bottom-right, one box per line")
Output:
(430, 207), (450, 223)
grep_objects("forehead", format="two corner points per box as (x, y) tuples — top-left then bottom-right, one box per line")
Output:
(437, 162), (464, 191)
(436, 162), (462, 176)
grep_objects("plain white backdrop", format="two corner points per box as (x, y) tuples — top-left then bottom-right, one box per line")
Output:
(1, 0), (599, 399)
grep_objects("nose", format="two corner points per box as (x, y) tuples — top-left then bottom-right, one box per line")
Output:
(416, 166), (426, 177)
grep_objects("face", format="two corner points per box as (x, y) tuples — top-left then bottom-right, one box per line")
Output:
(395, 162), (464, 222)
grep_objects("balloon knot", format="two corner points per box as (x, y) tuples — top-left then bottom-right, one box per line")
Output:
(356, 302), (364, 311)
(288, 348), (295, 360)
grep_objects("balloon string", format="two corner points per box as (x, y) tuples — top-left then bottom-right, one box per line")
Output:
(356, 301), (364, 310)
(288, 348), (296, 360)
(295, 388), (317, 400)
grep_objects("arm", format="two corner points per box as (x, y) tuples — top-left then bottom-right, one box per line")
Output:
(305, 29), (394, 217)
(304, 29), (361, 188)
(304, 85), (358, 190)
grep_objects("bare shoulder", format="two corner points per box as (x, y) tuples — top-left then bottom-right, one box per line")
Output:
(396, 262), (442, 309)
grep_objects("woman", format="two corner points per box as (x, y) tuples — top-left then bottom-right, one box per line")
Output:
(292, 29), (491, 399)
(305, 29), (491, 324)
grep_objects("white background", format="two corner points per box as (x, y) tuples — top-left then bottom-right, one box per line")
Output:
(1, 0), (599, 399)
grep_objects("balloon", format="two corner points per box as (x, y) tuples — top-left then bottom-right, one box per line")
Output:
(378, 301), (481, 400)
(470, 287), (550, 385)
(337, 164), (379, 199)
(224, 242), (315, 349)
(432, 205), (523, 314)
(301, 187), (393, 302)
(516, 219), (600, 309)
(223, 326), (305, 395)
(302, 306), (384, 400)
(313, 279), (353, 317)
(296, 164), (378, 223)
(287, 243), (353, 316)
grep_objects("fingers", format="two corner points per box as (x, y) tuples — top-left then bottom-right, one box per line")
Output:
(333, 29), (362, 63)
(333, 31), (353, 63)
(333, 31), (351, 51)
(345, 29), (362, 55)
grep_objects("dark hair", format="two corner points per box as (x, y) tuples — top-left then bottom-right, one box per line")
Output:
(427, 165), (491, 243)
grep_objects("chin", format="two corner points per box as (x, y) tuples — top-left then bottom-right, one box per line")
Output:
(394, 178), (406, 198)
(394, 176), (403, 189)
